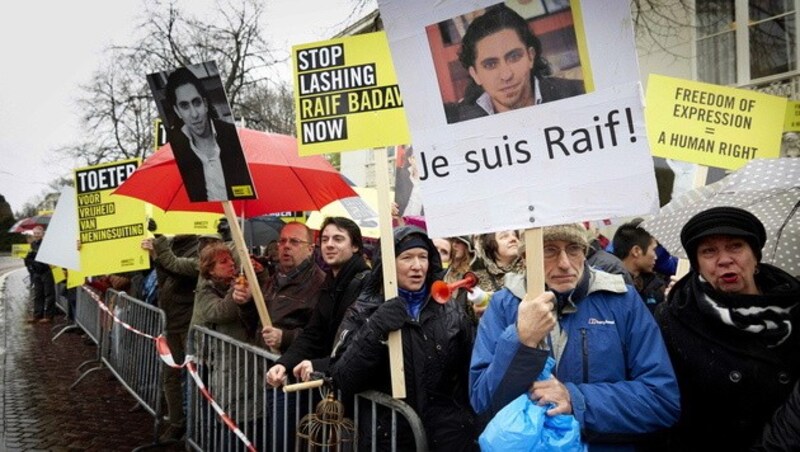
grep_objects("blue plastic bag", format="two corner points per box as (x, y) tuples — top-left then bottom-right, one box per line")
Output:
(479, 357), (586, 452)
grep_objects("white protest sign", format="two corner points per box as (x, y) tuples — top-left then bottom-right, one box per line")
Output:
(37, 186), (80, 270)
(377, 0), (657, 237)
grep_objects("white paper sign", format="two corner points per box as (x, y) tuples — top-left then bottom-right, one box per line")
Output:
(377, 0), (658, 237)
(37, 186), (80, 270)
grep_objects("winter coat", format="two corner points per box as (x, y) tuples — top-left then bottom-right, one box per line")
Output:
(654, 264), (800, 451)
(24, 239), (50, 275)
(276, 254), (370, 374)
(191, 276), (264, 421)
(586, 240), (633, 285)
(470, 267), (680, 451)
(633, 271), (666, 314)
(330, 226), (479, 451)
(153, 235), (198, 334)
(471, 237), (524, 293)
(258, 258), (325, 353)
(752, 378), (800, 451)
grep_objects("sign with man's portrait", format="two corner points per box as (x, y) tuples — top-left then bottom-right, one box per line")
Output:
(147, 61), (256, 203)
(378, 0), (657, 237)
(428, 2), (587, 124)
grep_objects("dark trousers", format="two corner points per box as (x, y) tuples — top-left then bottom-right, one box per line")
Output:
(32, 271), (55, 318)
(163, 331), (188, 428)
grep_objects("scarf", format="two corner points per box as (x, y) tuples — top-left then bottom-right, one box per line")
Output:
(399, 286), (429, 320)
(691, 270), (799, 347)
(275, 258), (312, 289)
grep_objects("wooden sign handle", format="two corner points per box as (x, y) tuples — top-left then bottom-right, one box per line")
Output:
(374, 147), (405, 399)
(222, 201), (272, 328)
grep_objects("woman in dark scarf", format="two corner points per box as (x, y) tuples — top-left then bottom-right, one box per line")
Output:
(654, 207), (800, 451)
(330, 226), (479, 451)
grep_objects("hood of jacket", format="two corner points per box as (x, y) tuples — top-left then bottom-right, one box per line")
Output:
(361, 225), (443, 297)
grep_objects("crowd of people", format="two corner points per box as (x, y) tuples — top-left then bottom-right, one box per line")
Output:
(22, 205), (800, 451)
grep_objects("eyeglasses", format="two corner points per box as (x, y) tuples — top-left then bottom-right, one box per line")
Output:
(543, 244), (586, 259)
(278, 237), (311, 247)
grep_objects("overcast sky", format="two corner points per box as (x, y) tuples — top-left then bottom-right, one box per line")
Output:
(0, 0), (372, 214)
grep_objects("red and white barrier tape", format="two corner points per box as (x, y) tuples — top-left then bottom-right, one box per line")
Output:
(82, 285), (257, 452)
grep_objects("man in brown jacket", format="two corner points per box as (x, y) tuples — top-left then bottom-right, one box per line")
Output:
(256, 221), (325, 353)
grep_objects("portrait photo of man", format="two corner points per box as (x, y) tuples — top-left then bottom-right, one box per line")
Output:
(147, 61), (255, 203)
(427, 2), (587, 124)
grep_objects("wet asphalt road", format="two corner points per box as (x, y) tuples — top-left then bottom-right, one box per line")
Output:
(0, 255), (184, 451)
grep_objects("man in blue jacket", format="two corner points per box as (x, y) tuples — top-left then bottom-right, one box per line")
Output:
(470, 223), (679, 450)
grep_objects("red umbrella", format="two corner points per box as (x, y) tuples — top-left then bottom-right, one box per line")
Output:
(113, 128), (357, 216)
(8, 214), (51, 233)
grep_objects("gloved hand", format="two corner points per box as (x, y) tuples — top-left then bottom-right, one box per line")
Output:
(368, 297), (409, 334)
(466, 286), (490, 307)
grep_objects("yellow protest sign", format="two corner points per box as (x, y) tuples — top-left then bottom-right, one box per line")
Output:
(293, 31), (410, 155)
(12, 243), (30, 259)
(149, 205), (220, 235)
(784, 100), (800, 132)
(66, 269), (87, 289)
(646, 74), (785, 170)
(52, 267), (66, 284)
(75, 159), (150, 276)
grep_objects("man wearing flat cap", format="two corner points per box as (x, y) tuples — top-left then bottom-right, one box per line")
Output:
(470, 223), (680, 449)
(654, 206), (800, 451)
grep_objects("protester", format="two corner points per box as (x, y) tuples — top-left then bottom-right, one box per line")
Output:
(236, 222), (325, 353)
(654, 207), (800, 451)
(432, 237), (452, 269)
(330, 225), (479, 451)
(473, 230), (524, 294)
(445, 235), (488, 323)
(191, 242), (265, 445)
(24, 225), (56, 323)
(454, 4), (584, 123)
(266, 217), (370, 386)
(259, 218), (369, 449)
(142, 232), (204, 443)
(470, 223), (680, 449)
(612, 220), (667, 313)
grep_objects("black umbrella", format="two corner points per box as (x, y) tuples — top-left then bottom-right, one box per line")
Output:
(243, 215), (285, 253)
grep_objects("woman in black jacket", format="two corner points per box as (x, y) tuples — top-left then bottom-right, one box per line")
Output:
(330, 225), (478, 451)
(654, 207), (800, 451)
(753, 378), (800, 451)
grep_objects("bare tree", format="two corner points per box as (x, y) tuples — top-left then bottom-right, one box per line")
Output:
(59, 0), (294, 168)
(237, 83), (296, 134)
(631, 0), (694, 58)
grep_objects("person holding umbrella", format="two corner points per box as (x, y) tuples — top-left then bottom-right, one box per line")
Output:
(654, 206), (800, 451)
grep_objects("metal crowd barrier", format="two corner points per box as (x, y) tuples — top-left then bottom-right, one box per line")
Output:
(75, 285), (102, 346)
(100, 289), (167, 448)
(70, 285), (105, 389)
(52, 280), (68, 316)
(185, 325), (428, 452)
(51, 280), (79, 341)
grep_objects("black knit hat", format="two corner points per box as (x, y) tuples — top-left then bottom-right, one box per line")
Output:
(680, 206), (766, 268)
